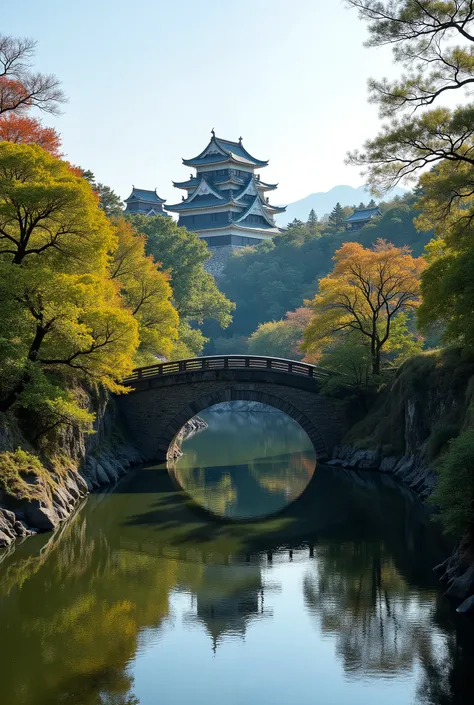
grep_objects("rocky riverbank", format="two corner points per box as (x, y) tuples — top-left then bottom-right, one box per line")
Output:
(0, 391), (144, 549)
(329, 443), (474, 614)
(330, 349), (474, 615)
(169, 416), (208, 460)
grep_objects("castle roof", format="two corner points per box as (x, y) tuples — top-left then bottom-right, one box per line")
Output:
(343, 206), (381, 223)
(172, 177), (200, 189)
(124, 187), (166, 204)
(182, 133), (268, 168)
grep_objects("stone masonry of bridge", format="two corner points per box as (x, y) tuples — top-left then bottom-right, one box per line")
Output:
(115, 368), (348, 463)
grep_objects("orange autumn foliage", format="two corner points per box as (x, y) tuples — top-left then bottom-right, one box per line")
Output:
(0, 113), (62, 156)
(303, 240), (425, 375)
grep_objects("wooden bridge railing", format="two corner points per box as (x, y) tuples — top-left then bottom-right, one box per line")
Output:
(123, 355), (333, 384)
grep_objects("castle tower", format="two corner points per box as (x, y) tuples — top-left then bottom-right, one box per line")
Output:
(166, 131), (286, 274)
(124, 187), (169, 217)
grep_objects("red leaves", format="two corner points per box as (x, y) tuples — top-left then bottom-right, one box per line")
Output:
(0, 113), (62, 156)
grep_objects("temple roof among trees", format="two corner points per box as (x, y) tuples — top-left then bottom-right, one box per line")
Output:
(343, 206), (381, 223)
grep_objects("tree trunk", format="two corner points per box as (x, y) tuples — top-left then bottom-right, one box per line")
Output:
(0, 325), (47, 412)
(0, 384), (24, 412)
(372, 352), (381, 376)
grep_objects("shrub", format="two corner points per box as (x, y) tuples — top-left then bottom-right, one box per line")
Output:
(426, 423), (460, 462)
(430, 429), (474, 535)
(0, 449), (55, 501)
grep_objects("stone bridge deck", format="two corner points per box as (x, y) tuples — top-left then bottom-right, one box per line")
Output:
(117, 356), (348, 462)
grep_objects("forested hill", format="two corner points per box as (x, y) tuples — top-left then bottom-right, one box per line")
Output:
(277, 184), (407, 225)
(206, 192), (431, 351)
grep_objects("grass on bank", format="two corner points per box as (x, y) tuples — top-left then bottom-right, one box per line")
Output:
(0, 449), (56, 502)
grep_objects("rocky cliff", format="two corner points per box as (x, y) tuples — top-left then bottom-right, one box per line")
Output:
(330, 348), (474, 614)
(0, 389), (143, 549)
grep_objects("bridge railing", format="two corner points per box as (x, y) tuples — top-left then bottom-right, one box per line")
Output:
(122, 355), (333, 384)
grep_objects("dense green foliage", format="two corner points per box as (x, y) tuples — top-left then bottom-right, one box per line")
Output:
(215, 194), (430, 344)
(247, 308), (312, 359)
(129, 214), (234, 356)
(431, 429), (474, 536)
(81, 168), (124, 216)
(345, 2), (474, 540)
(0, 143), (180, 445)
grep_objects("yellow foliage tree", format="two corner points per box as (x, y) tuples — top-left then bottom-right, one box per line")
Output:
(302, 240), (425, 375)
(0, 144), (143, 415)
(109, 218), (178, 365)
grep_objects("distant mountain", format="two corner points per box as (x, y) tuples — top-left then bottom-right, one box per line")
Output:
(276, 184), (407, 226)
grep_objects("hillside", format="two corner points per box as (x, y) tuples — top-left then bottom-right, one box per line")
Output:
(277, 184), (407, 226)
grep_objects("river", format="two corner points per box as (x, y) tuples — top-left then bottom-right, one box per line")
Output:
(0, 406), (473, 705)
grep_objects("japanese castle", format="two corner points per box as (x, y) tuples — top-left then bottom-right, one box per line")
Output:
(166, 131), (286, 247)
(124, 187), (169, 217)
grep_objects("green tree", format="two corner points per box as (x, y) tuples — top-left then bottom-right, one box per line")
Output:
(247, 307), (312, 359)
(109, 218), (179, 365)
(316, 332), (371, 386)
(129, 214), (234, 356)
(329, 202), (345, 226)
(416, 160), (474, 349)
(0, 143), (141, 415)
(80, 168), (124, 216)
(307, 208), (318, 231)
(347, 1), (474, 191)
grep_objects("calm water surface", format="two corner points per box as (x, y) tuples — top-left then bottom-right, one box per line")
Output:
(0, 408), (473, 705)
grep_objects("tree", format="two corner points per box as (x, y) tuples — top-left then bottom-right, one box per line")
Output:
(80, 169), (124, 216)
(0, 144), (141, 413)
(247, 307), (312, 359)
(314, 331), (372, 387)
(307, 208), (318, 230)
(346, 2), (474, 192)
(415, 160), (474, 348)
(0, 34), (65, 117)
(216, 195), (428, 342)
(109, 218), (178, 365)
(0, 113), (62, 155)
(302, 240), (425, 375)
(329, 202), (345, 226)
(287, 218), (304, 230)
(0, 143), (112, 266)
(129, 214), (234, 356)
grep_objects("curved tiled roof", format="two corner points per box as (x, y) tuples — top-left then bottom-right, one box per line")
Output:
(344, 207), (381, 222)
(125, 187), (166, 204)
(183, 135), (268, 168)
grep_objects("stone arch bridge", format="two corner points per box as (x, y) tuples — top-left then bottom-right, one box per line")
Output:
(116, 356), (348, 462)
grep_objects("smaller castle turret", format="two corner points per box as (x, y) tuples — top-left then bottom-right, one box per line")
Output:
(124, 187), (169, 217)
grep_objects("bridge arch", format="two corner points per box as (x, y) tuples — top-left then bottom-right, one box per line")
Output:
(115, 356), (347, 463)
(165, 387), (328, 461)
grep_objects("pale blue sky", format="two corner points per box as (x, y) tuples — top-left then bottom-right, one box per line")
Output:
(4, 0), (396, 204)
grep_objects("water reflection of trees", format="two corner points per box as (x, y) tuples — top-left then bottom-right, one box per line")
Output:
(0, 511), (179, 705)
(174, 448), (315, 519)
(301, 491), (474, 705)
(1, 461), (474, 705)
(304, 540), (438, 676)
